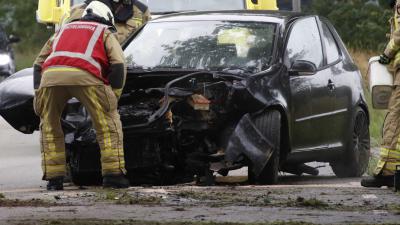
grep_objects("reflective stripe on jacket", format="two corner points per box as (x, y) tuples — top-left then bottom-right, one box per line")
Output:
(42, 21), (110, 84)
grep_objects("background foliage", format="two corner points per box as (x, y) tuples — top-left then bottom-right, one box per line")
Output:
(0, 0), (394, 54)
(306, 0), (392, 51)
(0, 0), (50, 51)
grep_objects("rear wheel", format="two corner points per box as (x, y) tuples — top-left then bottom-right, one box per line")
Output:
(248, 110), (281, 185)
(331, 107), (370, 177)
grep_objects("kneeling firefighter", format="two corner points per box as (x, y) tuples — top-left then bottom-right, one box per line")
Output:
(33, 1), (129, 190)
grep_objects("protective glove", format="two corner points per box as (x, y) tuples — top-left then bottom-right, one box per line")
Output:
(379, 54), (391, 65)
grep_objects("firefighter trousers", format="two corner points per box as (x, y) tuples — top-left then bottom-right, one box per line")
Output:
(34, 85), (126, 180)
(375, 85), (400, 176)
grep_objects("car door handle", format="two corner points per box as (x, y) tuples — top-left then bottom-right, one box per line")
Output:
(327, 79), (335, 91)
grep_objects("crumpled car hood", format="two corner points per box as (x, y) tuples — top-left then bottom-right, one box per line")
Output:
(0, 68), (38, 133)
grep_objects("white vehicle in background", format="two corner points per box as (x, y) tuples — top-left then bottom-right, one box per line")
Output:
(0, 26), (20, 79)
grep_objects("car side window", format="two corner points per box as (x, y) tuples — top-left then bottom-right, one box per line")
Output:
(321, 22), (340, 64)
(284, 17), (323, 69)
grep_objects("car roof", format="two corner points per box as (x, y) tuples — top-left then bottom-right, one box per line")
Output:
(151, 10), (309, 25)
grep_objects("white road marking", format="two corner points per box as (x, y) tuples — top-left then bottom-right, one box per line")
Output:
(362, 194), (378, 199)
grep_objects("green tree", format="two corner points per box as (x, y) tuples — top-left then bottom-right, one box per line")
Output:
(0, 0), (51, 50)
(307, 0), (392, 51)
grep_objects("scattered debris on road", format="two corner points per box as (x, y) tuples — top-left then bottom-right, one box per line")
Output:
(1, 182), (400, 224)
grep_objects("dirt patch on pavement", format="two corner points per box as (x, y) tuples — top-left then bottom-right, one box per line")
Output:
(2, 184), (400, 224)
(96, 189), (164, 205)
(0, 198), (65, 207)
(0, 192), (72, 207)
(6, 220), (316, 225)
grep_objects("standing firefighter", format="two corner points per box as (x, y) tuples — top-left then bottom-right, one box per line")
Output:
(33, 1), (129, 190)
(361, 0), (400, 188)
(65, 0), (151, 43)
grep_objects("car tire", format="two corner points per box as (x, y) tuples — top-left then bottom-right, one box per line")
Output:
(70, 168), (102, 186)
(248, 110), (281, 185)
(69, 146), (102, 186)
(330, 107), (370, 177)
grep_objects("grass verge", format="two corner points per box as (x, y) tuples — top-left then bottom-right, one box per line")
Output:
(349, 49), (387, 147)
(367, 155), (379, 176)
(14, 48), (42, 71)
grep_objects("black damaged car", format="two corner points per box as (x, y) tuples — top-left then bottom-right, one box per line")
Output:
(0, 11), (370, 185)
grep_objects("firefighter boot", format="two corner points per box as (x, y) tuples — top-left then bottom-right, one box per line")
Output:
(361, 175), (394, 188)
(46, 177), (64, 191)
(103, 174), (130, 188)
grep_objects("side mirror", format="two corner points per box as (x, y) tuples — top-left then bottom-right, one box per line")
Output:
(289, 60), (317, 76)
(8, 35), (20, 44)
(251, 0), (259, 4)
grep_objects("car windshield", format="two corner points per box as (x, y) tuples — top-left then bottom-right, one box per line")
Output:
(125, 20), (276, 74)
(142, 0), (246, 13)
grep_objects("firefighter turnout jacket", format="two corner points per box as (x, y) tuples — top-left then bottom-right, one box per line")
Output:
(34, 21), (125, 90)
(374, 0), (400, 176)
(65, 0), (150, 44)
(385, 0), (400, 79)
(34, 0), (149, 83)
(33, 21), (126, 179)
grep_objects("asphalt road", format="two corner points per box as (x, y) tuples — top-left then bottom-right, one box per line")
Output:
(0, 115), (336, 192)
(0, 117), (45, 190)
(1, 116), (400, 224)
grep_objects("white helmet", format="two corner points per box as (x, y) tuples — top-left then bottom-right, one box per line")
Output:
(82, 1), (115, 26)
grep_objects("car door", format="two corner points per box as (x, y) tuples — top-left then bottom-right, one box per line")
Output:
(319, 19), (352, 149)
(286, 17), (336, 152)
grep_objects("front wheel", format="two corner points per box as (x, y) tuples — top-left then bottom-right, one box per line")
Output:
(330, 107), (370, 177)
(70, 168), (102, 186)
(248, 110), (281, 185)
(69, 145), (102, 186)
